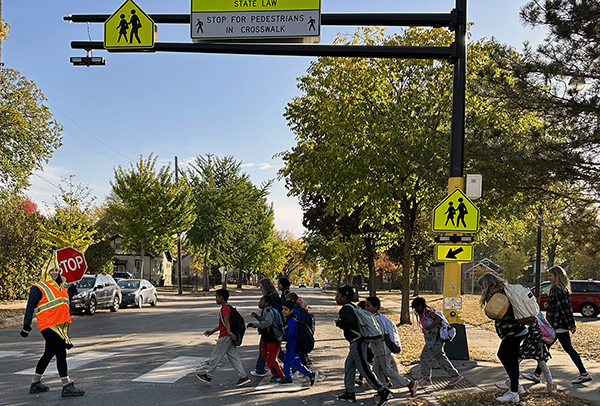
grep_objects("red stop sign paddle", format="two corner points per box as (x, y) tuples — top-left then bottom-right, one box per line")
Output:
(56, 247), (88, 284)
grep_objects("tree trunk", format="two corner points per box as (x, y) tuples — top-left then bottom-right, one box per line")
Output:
(413, 256), (420, 297)
(139, 238), (145, 280)
(365, 237), (377, 297)
(237, 269), (243, 289)
(202, 250), (210, 291)
(222, 265), (227, 289)
(547, 239), (558, 269)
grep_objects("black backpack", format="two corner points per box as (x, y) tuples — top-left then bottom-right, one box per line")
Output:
(298, 307), (315, 333)
(295, 319), (315, 354)
(226, 305), (246, 347)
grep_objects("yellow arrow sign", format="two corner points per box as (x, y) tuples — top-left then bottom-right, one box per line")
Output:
(435, 244), (473, 262)
(104, 0), (155, 49)
(431, 189), (480, 233)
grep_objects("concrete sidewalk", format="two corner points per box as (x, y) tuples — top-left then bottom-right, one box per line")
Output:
(379, 297), (600, 405)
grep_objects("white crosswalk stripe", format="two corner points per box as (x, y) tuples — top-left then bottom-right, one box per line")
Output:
(0, 351), (25, 359)
(132, 356), (209, 383)
(14, 351), (116, 376)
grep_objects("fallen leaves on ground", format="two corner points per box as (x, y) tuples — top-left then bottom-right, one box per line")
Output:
(0, 309), (24, 319)
(379, 292), (600, 365)
(440, 388), (593, 406)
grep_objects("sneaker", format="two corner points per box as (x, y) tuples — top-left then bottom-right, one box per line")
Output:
(521, 372), (541, 383)
(572, 374), (592, 384)
(495, 380), (509, 390)
(354, 378), (363, 386)
(30, 380), (50, 394)
(279, 377), (293, 384)
(408, 380), (416, 397)
(309, 372), (316, 387)
(197, 373), (211, 384)
(269, 376), (281, 384)
(448, 375), (464, 387)
(235, 376), (251, 387)
(418, 378), (432, 387)
(496, 390), (519, 403)
(337, 391), (356, 402)
(494, 381), (525, 394)
(250, 370), (268, 377)
(375, 388), (392, 406)
(292, 371), (300, 379)
(61, 382), (85, 397)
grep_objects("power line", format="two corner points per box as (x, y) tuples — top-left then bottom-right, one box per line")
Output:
(48, 101), (135, 163)
(33, 172), (60, 190)
(61, 127), (125, 166)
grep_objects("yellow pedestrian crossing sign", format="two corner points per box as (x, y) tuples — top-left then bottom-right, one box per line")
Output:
(431, 189), (479, 233)
(104, 0), (155, 49)
(435, 244), (473, 262)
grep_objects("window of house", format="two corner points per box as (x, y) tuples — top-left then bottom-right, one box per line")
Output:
(115, 243), (123, 250)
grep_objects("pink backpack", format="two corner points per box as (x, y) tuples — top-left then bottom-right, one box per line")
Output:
(537, 312), (556, 344)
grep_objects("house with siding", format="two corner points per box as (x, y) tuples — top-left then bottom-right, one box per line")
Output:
(108, 234), (173, 286)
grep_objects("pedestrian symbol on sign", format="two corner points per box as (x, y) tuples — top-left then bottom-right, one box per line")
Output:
(431, 189), (479, 233)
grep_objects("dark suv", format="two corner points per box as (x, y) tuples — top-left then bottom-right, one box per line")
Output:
(68, 275), (122, 315)
(540, 280), (600, 317)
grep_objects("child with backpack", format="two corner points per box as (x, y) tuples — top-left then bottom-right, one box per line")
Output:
(522, 266), (591, 386)
(197, 289), (251, 387)
(365, 297), (417, 397)
(279, 300), (316, 386)
(411, 297), (463, 388)
(496, 318), (556, 394)
(335, 285), (392, 406)
(286, 292), (315, 367)
(247, 295), (285, 383)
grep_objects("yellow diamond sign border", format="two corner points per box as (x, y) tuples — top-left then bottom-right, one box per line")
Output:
(435, 244), (473, 262)
(104, 0), (155, 49)
(431, 189), (480, 233)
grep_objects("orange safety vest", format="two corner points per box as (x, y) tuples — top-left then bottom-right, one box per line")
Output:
(33, 280), (71, 331)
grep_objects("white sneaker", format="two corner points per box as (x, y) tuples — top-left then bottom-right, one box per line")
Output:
(496, 391), (519, 403)
(250, 370), (268, 377)
(494, 381), (524, 394)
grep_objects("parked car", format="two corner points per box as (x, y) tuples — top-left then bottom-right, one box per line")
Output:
(67, 275), (122, 315)
(539, 280), (600, 317)
(118, 279), (157, 308)
(112, 271), (132, 280)
(298, 282), (306, 288)
(313, 282), (321, 288)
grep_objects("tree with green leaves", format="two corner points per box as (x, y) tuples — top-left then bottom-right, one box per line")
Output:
(0, 195), (47, 300)
(187, 154), (273, 290)
(39, 176), (96, 253)
(0, 68), (62, 193)
(84, 240), (114, 275)
(226, 186), (282, 287)
(281, 27), (458, 323)
(109, 154), (195, 280)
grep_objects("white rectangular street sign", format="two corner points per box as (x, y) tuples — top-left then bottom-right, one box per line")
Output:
(191, 10), (320, 40)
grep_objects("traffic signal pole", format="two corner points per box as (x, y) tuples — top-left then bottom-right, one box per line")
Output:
(443, 0), (470, 360)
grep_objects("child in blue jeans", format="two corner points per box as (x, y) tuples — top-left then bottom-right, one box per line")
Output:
(279, 300), (315, 386)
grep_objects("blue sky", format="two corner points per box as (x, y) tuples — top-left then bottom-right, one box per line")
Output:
(3, 1), (546, 237)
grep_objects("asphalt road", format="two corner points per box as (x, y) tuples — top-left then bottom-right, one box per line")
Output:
(0, 287), (385, 406)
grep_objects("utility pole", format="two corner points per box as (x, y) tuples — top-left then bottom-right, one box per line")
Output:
(175, 156), (183, 295)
